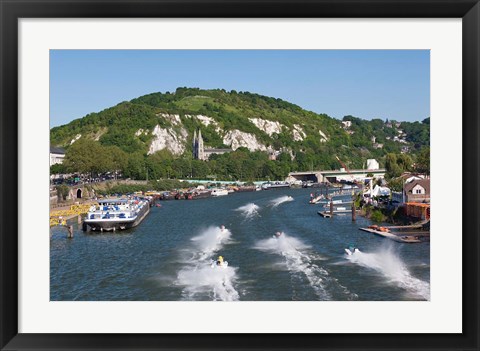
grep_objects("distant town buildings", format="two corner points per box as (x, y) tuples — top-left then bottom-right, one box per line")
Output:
(268, 150), (277, 161)
(50, 146), (65, 166)
(384, 121), (401, 128)
(192, 129), (232, 161)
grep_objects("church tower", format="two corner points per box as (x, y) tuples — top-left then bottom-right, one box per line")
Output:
(197, 129), (205, 161)
(192, 130), (197, 159)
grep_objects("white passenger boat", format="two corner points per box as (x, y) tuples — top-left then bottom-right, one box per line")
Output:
(84, 198), (150, 231)
(261, 181), (291, 190)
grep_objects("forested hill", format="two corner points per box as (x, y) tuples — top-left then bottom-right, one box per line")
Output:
(51, 87), (429, 173)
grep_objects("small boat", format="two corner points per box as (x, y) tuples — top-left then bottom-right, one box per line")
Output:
(321, 199), (343, 207)
(261, 181), (291, 190)
(273, 231), (284, 238)
(211, 188), (229, 196)
(309, 193), (325, 204)
(235, 186), (256, 192)
(174, 192), (183, 200)
(211, 255), (229, 268)
(191, 190), (212, 199)
(345, 247), (360, 255)
(160, 191), (174, 200)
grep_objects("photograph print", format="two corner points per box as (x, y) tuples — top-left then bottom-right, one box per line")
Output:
(49, 50), (430, 301)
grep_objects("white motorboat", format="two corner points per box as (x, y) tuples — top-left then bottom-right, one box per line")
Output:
(211, 188), (229, 196)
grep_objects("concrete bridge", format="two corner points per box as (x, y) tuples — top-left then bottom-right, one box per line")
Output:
(287, 168), (386, 183)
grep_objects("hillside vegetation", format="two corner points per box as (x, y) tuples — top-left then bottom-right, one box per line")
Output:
(51, 87), (430, 181)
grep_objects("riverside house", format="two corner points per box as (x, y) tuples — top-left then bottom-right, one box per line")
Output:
(403, 179), (430, 203)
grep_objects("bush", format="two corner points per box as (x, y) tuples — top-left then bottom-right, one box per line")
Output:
(370, 209), (385, 222)
(56, 184), (70, 201)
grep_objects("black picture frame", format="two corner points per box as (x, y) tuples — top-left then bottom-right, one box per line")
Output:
(1, 1), (478, 350)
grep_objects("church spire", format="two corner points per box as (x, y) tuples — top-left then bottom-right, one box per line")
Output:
(198, 129), (204, 161)
(192, 130), (197, 159)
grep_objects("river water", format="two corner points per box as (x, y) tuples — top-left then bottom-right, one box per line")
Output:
(50, 188), (430, 301)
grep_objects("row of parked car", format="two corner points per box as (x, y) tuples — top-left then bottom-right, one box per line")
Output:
(51, 173), (121, 185)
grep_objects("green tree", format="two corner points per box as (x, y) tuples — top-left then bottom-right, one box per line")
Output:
(63, 138), (111, 175)
(387, 177), (404, 192)
(50, 163), (66, 174)
(396, 154), (414, 172)
(415, 147), (430, 175)
(385, 153), (402, 178)
(105, 145), (128, 178)
(56, 184), (70, 201)
(124, 153), (146, 180)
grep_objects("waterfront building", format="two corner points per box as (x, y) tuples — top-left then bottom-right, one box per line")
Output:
(404, 202), (430, 220)
(403, 179), (430, 203)
(50, 146), (65, 165)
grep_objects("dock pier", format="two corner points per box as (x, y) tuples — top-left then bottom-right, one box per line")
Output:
(359, 227), (428, 243)
(318, 209), (358, 218)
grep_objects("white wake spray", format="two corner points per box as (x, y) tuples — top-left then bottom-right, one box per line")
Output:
(190, 225), (232, 258)
(270, 195), (294, 208)
(346, 247), (430, 300)
(177, 264), (239, 301)
(235, 203), (260, 220)
(255, 233), (332, 300)
(174, 226), (239, 301)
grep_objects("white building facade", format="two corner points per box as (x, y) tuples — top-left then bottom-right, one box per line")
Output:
(50, 147), (65, 165)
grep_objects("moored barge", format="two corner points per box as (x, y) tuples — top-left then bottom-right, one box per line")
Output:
(84, 198), (150, 231)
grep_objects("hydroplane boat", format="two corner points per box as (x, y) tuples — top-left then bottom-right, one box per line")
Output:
(273, 231), (284, 238)
(211, 255), (229, 268)
(345, 247), (360, 255)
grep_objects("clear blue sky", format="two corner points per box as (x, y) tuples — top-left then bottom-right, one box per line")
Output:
(50, 50), (430, 128)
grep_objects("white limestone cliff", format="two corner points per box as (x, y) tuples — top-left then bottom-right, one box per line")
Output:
(292, 124), (306, 141)
(148, 125), (188, 155)
(319, 129), (329, 143)
(223, 130), (267, 151)
(248, 118), (284, 136)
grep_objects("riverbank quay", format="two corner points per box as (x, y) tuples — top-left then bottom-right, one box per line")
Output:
(50, 202), (95, 226)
